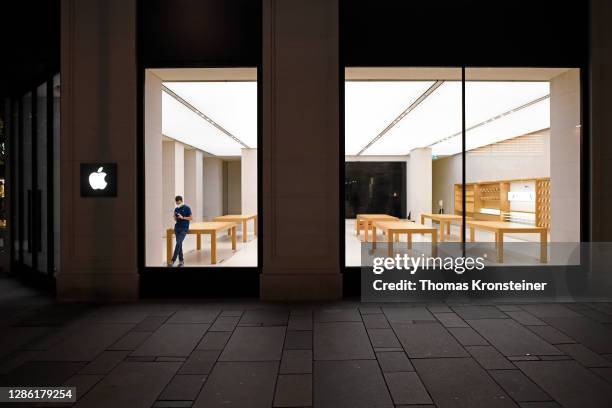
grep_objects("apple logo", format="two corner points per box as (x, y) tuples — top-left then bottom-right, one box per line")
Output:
(88, 167), (108, 190)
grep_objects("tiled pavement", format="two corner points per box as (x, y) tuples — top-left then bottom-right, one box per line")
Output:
(1, 280), (612, 407)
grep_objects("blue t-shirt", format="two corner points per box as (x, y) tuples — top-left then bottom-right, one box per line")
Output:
(174, 205), (192, 230)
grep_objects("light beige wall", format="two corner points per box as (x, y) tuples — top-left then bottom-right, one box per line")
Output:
(162, 141), (184, 231)
(408, 148), (432, 221)
(203, 157), (223, 219)
(145, 71), (163, 266)
(432, 134), (550, 214)
(550, 69), (581, 242)
(241, 148), (257, 215)
(184, 149), (203, 222)
(224, 161), (241, 214)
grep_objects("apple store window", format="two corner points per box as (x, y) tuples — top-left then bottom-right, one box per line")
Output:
(144, 68), (258, 268)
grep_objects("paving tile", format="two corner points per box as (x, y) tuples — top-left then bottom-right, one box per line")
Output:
(393, 322), (468, 358)
(209, 316), (240, 332)
(194, 361), (278, 408)
(508, 356), (540, 361)
(376, 351), (414, 372)
(591, 367), (612, 385)
(179, 350), (221, 374)
(576, 308), (612, 323)
(132, 316), (168, 332)
(542, 316), (612, 353)
(284, 330), (312, 349)
(374, 347), (403, 352)
(0, 361), (86, 386)
(314, 360), (393, 408)
(34, 323), (132, 361)
(497, 305), (522, 312)
(196, 331), (231, 350)
(362, 313), (390, 329)
(526, 325), (576, 344)
(452, 305), (508, 319)
(516, 360), (612, 408)
(520, 304), (581, 318)
(556, 343), (612, 367)
(152, 401), (192, 408)
(219, 326), (285, 361)
(125, 356), (156, 362)
(280, 349), (312, 374)
(413, 357), (517, 408)
(220, 310), (243, 317)
(383, 307), (435, 323)
(384, 371), (432, 405)
(434, 312), (469, 328)
(448, 327), (489, 346)
(427, 305), (452, 313)
(132, 324), (209, 357)
(273, 374), (312, 407)
(466, 346), (515, 370)
(158, 374), (207, 401)
(506, 311), (547, 326)
(79, 350), (130, 374)
(74, 362), (181, 408)
(108, 331), (151, 350)
(315, 308), (362, 322)
(314, 322), (374, 360)
(64, 374), (104, 401)
(468, 319), (562, 356)
(156, 357), (186, 362)
(359, 306), (383, 314)
(287, 315), (312, 331)
(238, 310), (288, 326)
(518, 402), (561, 408)
(488, 369), (551, 402)
(539, 355), (572, 361)
(167, 309), (220, 324)
(0, 349), (40, 375)
(367, 328), (401, 348)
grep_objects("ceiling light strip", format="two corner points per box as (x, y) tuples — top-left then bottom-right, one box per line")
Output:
(162, 85), (250, 149)
(357, 80), (444, 156)
(428, 94), (550, 148)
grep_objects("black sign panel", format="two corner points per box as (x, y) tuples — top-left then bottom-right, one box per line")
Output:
(80, 163), (117, 197)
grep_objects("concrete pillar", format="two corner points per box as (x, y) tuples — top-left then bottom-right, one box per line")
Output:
(58, 0), (138, 300)
(591, 0), (612, 241)
(162, 141), (184, 230)
(261, 0), (341, 300)
(224, 161), (241, 214)
(145, 70), (163, 266)
(550, 70), (580, 242)
(184, 149), (203, 222)
(203, 157), (223, 219)
(408, 148), (432, 222)
(241, 148), (257, 215)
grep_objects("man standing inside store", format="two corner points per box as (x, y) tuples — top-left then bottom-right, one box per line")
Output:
(169, 195), (192, 267)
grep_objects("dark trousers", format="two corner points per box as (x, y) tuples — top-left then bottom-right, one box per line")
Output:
(172, 228), (188, 262)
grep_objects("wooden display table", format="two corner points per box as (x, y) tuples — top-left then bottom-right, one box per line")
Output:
(213, 214), (258, 243)
(372, 221), (438, 257)
(466, 220), (548, 263)
(167, 221), (237, 265)
(420, 213), (470, 241)
(356, 214), (400, 242)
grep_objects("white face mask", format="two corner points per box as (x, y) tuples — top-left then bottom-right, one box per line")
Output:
(176, 202), (183, 207)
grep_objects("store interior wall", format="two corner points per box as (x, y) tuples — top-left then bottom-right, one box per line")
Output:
(223, 161), (241, 214)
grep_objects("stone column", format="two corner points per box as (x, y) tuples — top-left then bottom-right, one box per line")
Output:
(408, 148), (433, 222)
(184, 149), (203, 222)
(241, 148), (257, 215)
(203, 157), (223, 219)
(261, 0), (341, 300)
(58, 0), (138, 300)
(591, 0), (612, 242)
(145, 70), (163, 266)
(162, 141), (184, 231)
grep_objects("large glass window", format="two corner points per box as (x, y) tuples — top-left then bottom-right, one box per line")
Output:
(144, 68), (258, 268)
(345, 67), (581, 267)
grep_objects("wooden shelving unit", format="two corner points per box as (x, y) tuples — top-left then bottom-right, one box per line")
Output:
(454, 177), (550, 228)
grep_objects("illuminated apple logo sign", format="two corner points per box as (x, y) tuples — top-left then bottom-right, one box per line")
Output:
(80, 163), (117, 197)
(89, 167), (108, 190)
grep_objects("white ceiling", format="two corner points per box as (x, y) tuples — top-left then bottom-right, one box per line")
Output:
(346, 80), (550, 156)
(161, 81), (257, 156)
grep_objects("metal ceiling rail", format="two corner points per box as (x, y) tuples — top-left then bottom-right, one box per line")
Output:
(162, 84), (250, 149)
(428, 93), (551, 148)
(357, 80), (444, 155)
